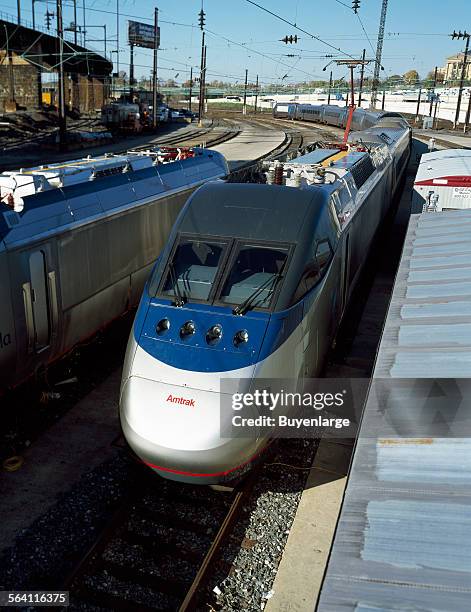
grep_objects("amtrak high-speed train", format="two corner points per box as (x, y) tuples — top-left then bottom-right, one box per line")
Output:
(273, 101), (404, 132)
(120, 112), (411, 484)
(0, 148), (228, 392)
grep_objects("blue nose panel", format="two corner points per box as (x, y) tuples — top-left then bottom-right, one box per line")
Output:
(137, 301), (270, 372)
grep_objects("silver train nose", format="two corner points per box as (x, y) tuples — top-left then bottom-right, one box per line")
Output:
(120, 376), (264, 484)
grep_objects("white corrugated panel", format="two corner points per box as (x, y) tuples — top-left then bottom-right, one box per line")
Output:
(318, 210), (471, 611)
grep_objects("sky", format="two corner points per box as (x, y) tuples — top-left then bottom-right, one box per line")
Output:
(1, 0), (470, 85)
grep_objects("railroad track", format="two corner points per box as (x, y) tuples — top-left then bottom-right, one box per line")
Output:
(0, 118), (240, 172)
(156, 122), (241, 150)
(63, 464), (255, 611)
(226, 119), (305, 182)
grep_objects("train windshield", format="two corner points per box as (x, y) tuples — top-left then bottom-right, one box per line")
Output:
(217, 243), (289, 310)
(161, 236), (228, 302)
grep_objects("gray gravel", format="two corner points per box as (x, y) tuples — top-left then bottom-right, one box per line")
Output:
(0, 451), (136, 591)
(0, 438), (317, 611)
(207, 438), (318, 611)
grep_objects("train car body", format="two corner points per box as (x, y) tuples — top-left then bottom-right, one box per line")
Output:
(293, 103), (404, 131)
(101, 102), (142, 132)
(321, 105), (346, 127)
(273, 102), (297, 119)
(412, 148), (471, 213)
(120, 114), (411, 484)
(0, 148), (228, 392)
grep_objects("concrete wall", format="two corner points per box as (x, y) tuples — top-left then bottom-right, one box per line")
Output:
(0, 52), (108, 113)
(68, 74), (109, 113)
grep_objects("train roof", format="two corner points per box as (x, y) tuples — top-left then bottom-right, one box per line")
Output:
(375, 209), (471, 377)
(414, 148), (471, 185)
(178, 181), (327, 243)
(318, 209), (471, 611)
(0, 149), (228, 247)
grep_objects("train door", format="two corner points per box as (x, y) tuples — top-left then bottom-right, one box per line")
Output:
(29, 251), (50, 352)
(23, 249), (57, 353)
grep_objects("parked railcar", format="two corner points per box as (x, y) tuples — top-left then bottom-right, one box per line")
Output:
(412, 148), (471, 213)
(321, 105), (347, 127)
(0, 148), (229, 392)
(273, 102), (297, 119)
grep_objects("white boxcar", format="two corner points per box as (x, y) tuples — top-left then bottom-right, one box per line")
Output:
(412, 148), (471, 213)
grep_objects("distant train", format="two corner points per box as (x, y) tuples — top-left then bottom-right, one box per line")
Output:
(273, 102), (404, 132)
(0, 148), (228, 392)
(120, 111), (411, 484)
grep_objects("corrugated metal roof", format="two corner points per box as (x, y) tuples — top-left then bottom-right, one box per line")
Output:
(318, 210), (471, 611)
(414, 148), (471, 183)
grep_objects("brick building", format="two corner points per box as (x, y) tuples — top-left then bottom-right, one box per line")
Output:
(0, 17), (112, 113)
(0, 51), (40, 111)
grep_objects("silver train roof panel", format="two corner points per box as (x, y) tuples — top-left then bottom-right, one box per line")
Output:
(0, 149), (228, 248)
(318, 210), (471, 611)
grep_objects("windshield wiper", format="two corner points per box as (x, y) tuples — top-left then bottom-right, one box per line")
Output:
(233, 267), (285, 316)
(169, 262), (185, 307)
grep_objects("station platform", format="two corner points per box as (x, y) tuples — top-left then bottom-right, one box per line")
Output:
(414, 129), (471, 150)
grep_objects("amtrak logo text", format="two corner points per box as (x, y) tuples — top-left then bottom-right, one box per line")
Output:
(0, 332), (12, 349)
(166, 394), (195, 407)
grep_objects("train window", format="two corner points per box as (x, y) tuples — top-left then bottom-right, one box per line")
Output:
(161, 237), (228, 302)
(218, 243), (289, 309)
(316, 240), (333, 273)
(337, 188), (351, 210)
(290, 239), (333, 306)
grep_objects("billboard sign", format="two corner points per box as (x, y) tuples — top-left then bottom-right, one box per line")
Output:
(128, 20), (160, 49)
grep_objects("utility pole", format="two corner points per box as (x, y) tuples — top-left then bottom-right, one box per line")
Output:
(327, 70), (332, 104)
(243, 68), (248, 115)
(464, 92), (471, 132)
(358, 48), (366, 107)
(254, 74), (259, 113)
(415, 87), (422, 123)
(370, 0), (388, 109)
(203, 44), (207, 114)
(32, 0), (35, 29)
(73, 0), (77, 44)
(429, 66), (437, 116)
(198, 33), (205, 125)
(450, 30), (470, 127)
(82, 0), (86, 46)
(326, 58), (371, 142)
(56, 0), (66, 150)
(433, 95), (439, 129)
(189, 66), (193, 111)
(116, 0), (119, 73)
(197, 4), (206, 126)
(17, 0), (21, 24)
(152, 6), (159, 129)
(129, 43), (134, 100)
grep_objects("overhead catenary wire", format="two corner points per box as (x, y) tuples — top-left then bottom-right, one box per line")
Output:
(244, 0), (357, 58)
(243, 0), (378, 78)
(204, 27), (325, 80)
